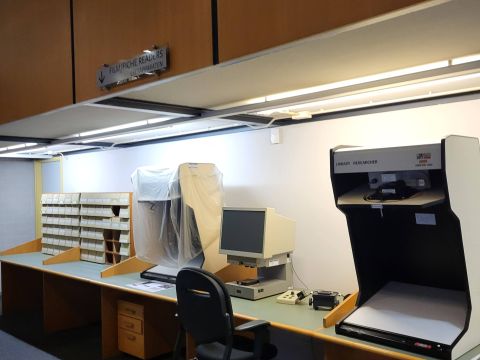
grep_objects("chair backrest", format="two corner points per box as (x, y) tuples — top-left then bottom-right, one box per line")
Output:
(176, 267), (235, 345)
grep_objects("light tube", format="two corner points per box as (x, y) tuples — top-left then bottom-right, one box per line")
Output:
(79, 120), (148, 137)
(265, 61), (449, 102)
(451, 54), (480, 66)
(258, 72), (480, 117)
(6, 144), (26, 150)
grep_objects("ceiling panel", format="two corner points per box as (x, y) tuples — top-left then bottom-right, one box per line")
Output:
(0, 105), (163, 138)
(124, 0), (480, 109)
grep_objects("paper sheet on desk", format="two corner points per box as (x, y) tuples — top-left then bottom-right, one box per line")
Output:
(127, 281), (174, 293)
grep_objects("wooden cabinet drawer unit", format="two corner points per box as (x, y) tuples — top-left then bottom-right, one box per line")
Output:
(116, 299), (174, 359)
(118, 300), (144, 319)
(118, 314), (143, 334)
(118, 327), (145, 358)
(118, 300), (146, 358)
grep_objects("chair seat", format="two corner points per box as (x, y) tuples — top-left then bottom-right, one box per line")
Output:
(197, 342), (255, 360)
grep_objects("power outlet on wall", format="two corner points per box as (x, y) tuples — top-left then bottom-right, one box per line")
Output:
(270, 128), (281, 144)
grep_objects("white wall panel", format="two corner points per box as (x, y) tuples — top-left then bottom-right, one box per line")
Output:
(0, 159), (35, 250)
(63, 97), (480, 293)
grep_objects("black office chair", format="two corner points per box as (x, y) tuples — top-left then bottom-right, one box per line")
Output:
(173, 267), (276, 360)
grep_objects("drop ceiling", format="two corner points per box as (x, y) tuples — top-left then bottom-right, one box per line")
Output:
(1, 0), (479, 156)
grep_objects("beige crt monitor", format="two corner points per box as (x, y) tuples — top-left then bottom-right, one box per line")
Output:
(219, 207), (295, 300)
(219, 208), (294, 261)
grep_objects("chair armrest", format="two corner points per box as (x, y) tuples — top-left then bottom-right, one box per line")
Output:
(235, 319), (270, 332)
(236, 320), (275, 359)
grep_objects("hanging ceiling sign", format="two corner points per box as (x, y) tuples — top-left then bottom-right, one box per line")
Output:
(96, 46), (168, 89)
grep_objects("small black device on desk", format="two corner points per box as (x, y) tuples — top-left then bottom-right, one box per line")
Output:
(309, 290), (339, 310)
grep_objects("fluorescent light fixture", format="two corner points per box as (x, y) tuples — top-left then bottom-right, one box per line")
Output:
(7, 144), (26, 150)
(59, 133), (80, 139)
(0, 142), (41, 153)
(214, 96), (267, 110)
(81, 121), (178, 143)
(244, 97), (267, 106)
(0, 143), (41, 157)
(147, 116), (174, 125)
(20, 146), (47, 153)
(265, 61), (449, 102)
(81, 119), (239, 145)
(257, 72), (480, 119)
(0, 153), (53, 159)
(81, 129), (159, 144)
(79, 120), (148, 137)
(43, 145), (93, 154)
(451, 53), (480, 65)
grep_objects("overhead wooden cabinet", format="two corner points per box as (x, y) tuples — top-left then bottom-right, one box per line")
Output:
(73, 0), (214, 102)
(217, 0), (428, 63)
(0, 0), (73, 125)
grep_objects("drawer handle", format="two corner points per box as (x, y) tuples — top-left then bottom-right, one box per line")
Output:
(125, 322), (134, 329)
(127, 335), (136, 341)
(125, 308), (136, 315)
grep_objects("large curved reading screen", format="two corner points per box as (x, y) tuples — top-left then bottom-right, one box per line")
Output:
(221, 210), (265, 254)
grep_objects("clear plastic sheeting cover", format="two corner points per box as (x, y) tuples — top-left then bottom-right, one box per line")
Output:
(132, 167), (176, 201)
(131, 163), (224, 269)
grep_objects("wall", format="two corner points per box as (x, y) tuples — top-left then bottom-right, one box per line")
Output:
(63, 96), (480, 294)
(0, 159), (35, 250)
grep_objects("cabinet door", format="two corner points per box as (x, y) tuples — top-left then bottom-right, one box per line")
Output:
(73, 0), (213, 102)
(0, 0), (73, 125)
(217, 0), (427, 63)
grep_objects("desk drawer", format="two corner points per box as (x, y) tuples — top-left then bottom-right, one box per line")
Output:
(118, 328), (145, 358)
(118, 300), (144, 319)
(118, 314), (143, 334)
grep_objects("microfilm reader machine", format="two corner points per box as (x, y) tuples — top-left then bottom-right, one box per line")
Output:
(219, 207), (295, 300)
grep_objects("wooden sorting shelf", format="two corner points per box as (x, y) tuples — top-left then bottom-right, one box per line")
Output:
(41, 193), (81, 255)
(80, 192), (132, 265)
(40, 192), (133, 265)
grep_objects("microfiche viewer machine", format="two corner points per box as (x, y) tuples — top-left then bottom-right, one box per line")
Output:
(219, 207), (295, 300)
(331, 135), (480, 359)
